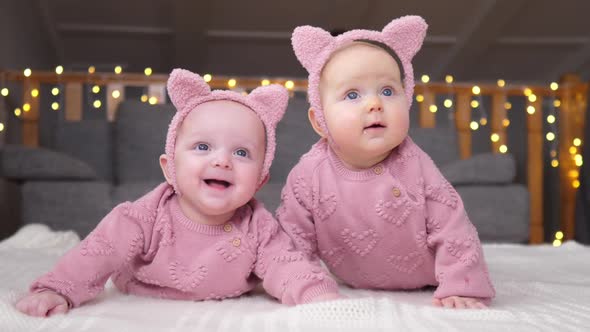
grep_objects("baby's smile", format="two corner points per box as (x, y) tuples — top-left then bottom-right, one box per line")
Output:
(203, 178), (232, 190)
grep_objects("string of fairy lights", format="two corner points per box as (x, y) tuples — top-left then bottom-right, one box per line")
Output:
(0, 68), (585, 246)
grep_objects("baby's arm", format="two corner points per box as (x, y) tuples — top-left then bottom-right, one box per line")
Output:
(252, 207), (340, 305)
(419, 152), (495, 307)
(16, 203), (145, 315)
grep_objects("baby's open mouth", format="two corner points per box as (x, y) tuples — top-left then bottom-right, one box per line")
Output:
(364, 123), (386, 130)
(204, 179), (231, 189)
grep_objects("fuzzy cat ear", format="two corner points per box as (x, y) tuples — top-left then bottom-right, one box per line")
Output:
(291, 25), (335, 72)
(247, 84), (289, 128)
(166, 68), (211, 111)
(382, 15), (428, 61)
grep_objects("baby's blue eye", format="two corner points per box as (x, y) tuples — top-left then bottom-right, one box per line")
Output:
(382, 88), (393, 96)
(345, 91), (359, 100)
(235, 149), (248, 157)
(197, 143), (209, 151)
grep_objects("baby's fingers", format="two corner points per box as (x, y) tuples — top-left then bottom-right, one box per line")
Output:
(47, 302), (68, 316)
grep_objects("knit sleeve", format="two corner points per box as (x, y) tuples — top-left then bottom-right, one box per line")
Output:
(252, 206), (339, 305)
(30, 203), (146, 307)
(275, 164), (320, 260)
(419, 152), (496, 301)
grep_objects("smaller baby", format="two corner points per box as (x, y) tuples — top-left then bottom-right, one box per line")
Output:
(16, 69), (340, 317)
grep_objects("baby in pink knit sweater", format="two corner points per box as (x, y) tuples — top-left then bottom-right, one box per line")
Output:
(16, 69), (340, 317)
(276, 16), (495, 309)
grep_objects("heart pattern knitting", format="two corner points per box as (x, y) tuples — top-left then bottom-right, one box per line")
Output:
(156, 217), (176, 247)
(386, 250), (425, 274)
(320, 246), (346, 268)
(169, 261), (208, 292)
(341, 228), (378, 257)
(215, 237), (247, 262)
(81, 232), (114, 256)
(312, 188), (338, 221)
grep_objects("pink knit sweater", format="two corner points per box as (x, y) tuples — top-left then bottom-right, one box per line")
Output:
(30, 183), (338, 306)
(276, 137), (495, 300)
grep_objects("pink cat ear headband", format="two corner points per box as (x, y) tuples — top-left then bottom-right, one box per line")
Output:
(165, 68), (289, 192)
(291, 15), (428, 135)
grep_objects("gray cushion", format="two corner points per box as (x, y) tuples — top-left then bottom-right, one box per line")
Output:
(22, 181), (112, 237)
(112, 181), (164, 204)
(0, 145), (98, 180)
(457, 185), (529, 243)
(114, 101), (174, 184)
(255, 181), (286, 212)
(409, 127), (460, 167)
(441, 153), (516, 185)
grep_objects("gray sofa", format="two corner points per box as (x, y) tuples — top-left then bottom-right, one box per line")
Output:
(0, 98), (529, 242)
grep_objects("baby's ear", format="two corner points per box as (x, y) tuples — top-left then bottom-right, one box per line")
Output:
(166, 68), (211, 111)
(159, 154), (173, 185)
(382, 15), (428, 61)
(248, 84), (289, 128)
(291, 25), (334, 72)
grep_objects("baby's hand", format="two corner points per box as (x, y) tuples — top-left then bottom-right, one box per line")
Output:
(433, 296), (487, 309)
(307, 292), (345, 303)
(16, 291), (69, 317)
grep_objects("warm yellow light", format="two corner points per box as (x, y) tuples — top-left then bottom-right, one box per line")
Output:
(547, 115), (556, 124)
(114, 66), (122, 74)
(421, 75), (430, 83)
(554, 99), (561, 107)
(491, 133), (500, 142)
(499, 145), (508, 153)
(24, 68), (32, 77)
(472, 86), (481, 95)
(285, 80), (295, 90)
(470, 121), (479, 131)
(429, 105), (438, 113)
(55, 66), (64, 75)
(551, 159), (559, 168)
(546, 132), (555, 141)
(480, 118), (488, 125)
(261, 79), (270, 86)
(203, 74), (212, 83)
(88, 66), (96, 74)
(92, 85), (100, 94)
(444, 99), (453, 108)
(23, 103), (31, 112)
(149, 96), (158, 105)
(51, 87), (60, 96)
(550, 150), (557, 158)
(505, 102), (512, 110)
(416, 94), (424, 103)
(471, 100), (479, 108)
(227, 78), (237, 88)
(524, 88), (532, 96)
(503, 119), (510, 127)
(1, 88), (8, 97)
(144, 67), (152, 76)
(553, 239), (562, 247)
(528, 94), (537, 102)
(497, 79), (506, 87)
(575, 154), (583, 167)
(14, 108), (21, 116)
(573, 138), (582, 147)
(573, 180), (580, 188)
(569, 170), (579, 178)
(555, 231), (564, 240)
(0, 123), (4, 132)
(570, 146), (577, 154)
(112, 90), (121, 99)
(527, 106), (536, 114)
(550, 82), (559, 91)
(93, 100), (102, 108)
(445, 75), (453, 83)
(51, 102), (59, 111)
(141, 95), (148, 103)
(30, 89), (39, 98)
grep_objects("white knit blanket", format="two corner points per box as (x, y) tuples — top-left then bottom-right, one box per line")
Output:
(1, 224), (589, 332)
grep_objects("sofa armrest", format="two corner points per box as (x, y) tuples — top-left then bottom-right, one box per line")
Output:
(0, 145), (98, 181)
(441, 153), (516, 185)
